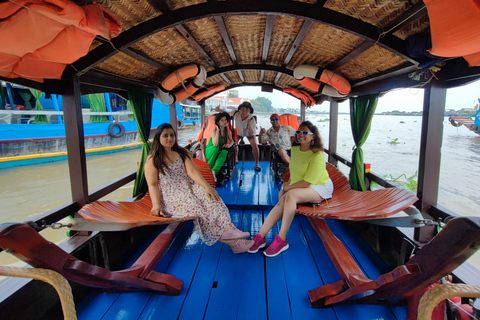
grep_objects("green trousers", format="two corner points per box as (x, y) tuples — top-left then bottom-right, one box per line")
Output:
(205, 137), (228, 173)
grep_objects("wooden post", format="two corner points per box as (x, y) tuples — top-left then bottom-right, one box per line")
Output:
(169, 103), (178, 139)
(416, 79), (446, 243)
(200, 100), (206, 128)
(328, 99), (338, 166)
(300, 101), (306, 122)
(63, 76), (89, 206)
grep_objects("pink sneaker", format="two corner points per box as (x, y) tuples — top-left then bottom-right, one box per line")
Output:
(247, 234), (266, 253)
(220, 223), (250, 240)
(231, 239), (254, 254)
(263, 235), (289, 257)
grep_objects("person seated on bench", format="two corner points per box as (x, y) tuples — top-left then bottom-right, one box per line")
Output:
(258, 113), (295, 164)
(248, 121), (334, 257)
(216, 102), (261, 171)
(205, 112), (235, 181)
(145, 123), (254, 254)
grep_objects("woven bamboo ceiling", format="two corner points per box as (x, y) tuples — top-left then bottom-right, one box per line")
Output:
(8, 0), (480, 103)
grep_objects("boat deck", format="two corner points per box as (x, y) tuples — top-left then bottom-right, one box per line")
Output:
(76, 161), (407, 320)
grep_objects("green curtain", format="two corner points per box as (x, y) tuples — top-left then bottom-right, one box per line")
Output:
(128, 91), (153, 197)
(30, 89), (50, 123)
(126, 100), (135, 121)
(0, 83), (6, 110)
(19, 90), (33, 110)
(349, 93), (380, 191)
(87, 93), (108, 122)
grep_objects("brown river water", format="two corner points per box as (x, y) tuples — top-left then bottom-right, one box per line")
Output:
(1, 115), (480, 268)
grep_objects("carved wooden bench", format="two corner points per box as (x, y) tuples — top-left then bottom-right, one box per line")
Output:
(0, 159), (215, 295)
(287, 163), (480, 311)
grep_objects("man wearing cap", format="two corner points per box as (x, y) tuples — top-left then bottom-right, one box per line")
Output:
(259, 114), (295, 164)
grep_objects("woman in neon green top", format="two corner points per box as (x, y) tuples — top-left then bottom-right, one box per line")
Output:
(248, 121), (333, 257)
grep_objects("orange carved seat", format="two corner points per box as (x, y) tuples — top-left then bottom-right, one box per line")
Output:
(293, 162), (418, 220)
(78, 158), (214, 226)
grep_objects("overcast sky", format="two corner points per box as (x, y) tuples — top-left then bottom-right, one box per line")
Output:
(233, 78), (480, 113)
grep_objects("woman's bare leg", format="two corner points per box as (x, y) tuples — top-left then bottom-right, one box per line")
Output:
(258, 199), (285, 237)
(277, 188), (322, 240)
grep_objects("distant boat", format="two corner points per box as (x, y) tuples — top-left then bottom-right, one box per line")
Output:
(448, 98), (480, 134)
(0, 84), (201, 168)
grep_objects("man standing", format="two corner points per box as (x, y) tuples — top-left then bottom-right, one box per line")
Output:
(259, 114), (295, 164)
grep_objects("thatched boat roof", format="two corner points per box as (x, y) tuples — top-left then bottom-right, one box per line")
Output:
(3, 0), (480, 103)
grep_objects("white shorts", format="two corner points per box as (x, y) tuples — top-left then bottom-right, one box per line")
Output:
(309, 178), (334, 201)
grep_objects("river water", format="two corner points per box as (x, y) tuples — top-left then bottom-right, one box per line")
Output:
(1, 114), (479, 266)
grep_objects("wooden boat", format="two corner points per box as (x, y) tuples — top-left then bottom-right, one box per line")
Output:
(448, 116), (478, 133)
(0, 85), (199, 168)
(1, 0), (480, 319)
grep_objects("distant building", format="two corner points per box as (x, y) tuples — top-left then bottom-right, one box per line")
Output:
(205, 94), (249, 111)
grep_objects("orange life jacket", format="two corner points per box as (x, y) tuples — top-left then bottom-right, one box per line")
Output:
(279, 114), (300, 130)
(283, 88), (315, 107)
(0, 0), (121, 82)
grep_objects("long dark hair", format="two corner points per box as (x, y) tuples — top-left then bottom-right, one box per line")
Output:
(292, 121), (324, 153)
(149, 123), (190, 175)
(215, 112), (230, 145)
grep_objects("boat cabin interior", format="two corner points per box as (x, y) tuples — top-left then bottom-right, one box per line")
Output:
(2, 0), (480, 319)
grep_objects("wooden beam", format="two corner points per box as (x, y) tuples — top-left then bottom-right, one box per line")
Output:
(96, 37), (169, 72)
(220, 73), (232, 85)
(213, 15), (244, 81)
(328, 3), (426, 70)
(328, 41), (373, 70)
(262, 15), (275, 63)
(351, 63), (418, 91)
(66, 0), (419, 79)
(207, 64), (293, 78)
(283, 20), (312, 66)
(214, 15), (237, 63)
(381, 2), (427, 35)
(80, 69), (157, 95)
(175, 24), (216, 67)
(146, 0), (170, 13)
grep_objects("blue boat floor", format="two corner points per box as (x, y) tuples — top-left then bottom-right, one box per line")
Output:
(76, 162), (407, 320)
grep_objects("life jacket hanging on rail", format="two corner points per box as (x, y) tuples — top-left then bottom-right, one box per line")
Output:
(283, 88), (316, 107)
(192, 84), (225, 102)
(156, 64), (207, 105)
(293, 65), (351, 98)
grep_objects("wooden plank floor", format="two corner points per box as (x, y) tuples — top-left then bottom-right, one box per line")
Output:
(76, 162), (407, 320)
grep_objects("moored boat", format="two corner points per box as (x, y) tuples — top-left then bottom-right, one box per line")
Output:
(1, 0), (480, 319)
(0, 85), (201, 168)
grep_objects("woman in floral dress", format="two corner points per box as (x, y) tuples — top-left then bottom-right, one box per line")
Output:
(145, 123), (254, 253)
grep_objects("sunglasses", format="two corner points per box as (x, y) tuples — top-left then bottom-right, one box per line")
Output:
(296, 130), (314, 136)
(270, 119), (280, 122)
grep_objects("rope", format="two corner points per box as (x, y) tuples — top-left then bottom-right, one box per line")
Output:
(0, 266), (77, 320)
(174, 70), (194, 97)
(418, 283), (480, 320)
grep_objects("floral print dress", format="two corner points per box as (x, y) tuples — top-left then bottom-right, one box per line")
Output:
(158, 156), (231, 245)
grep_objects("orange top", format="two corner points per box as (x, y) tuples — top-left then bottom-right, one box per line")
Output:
(0, 0), (121, 82)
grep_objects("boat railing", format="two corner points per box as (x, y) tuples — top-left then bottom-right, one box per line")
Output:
(0, 110), (134, 124)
